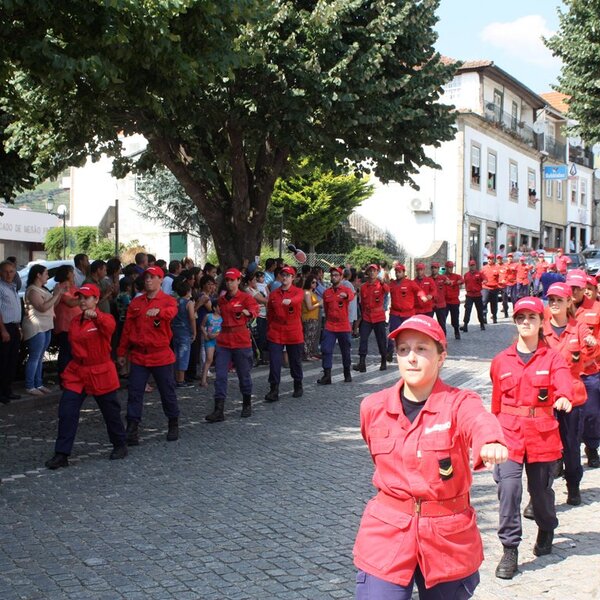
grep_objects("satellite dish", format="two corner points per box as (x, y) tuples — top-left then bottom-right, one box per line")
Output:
(568, 135), (582, 147)
(532, 121), (545, 135)
(593, 143), (600, 155)
(594, 168), (600, 180)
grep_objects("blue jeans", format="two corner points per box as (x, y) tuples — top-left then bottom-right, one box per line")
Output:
(173, 335), (192, 371)
(25, 330), (52, 389)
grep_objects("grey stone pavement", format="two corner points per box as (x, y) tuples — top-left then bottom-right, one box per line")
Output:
(1, 317), (600, 600)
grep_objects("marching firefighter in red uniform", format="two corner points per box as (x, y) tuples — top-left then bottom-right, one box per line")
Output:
(461, 260), (485, 332)
(413, 262), (435, 317)
(444, 260), (464, 340)
(265, 266), (305, 402)
(45, 284), (127, 469)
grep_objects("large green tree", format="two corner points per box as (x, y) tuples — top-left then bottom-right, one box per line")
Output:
(2, 0), (456, 266)
(546, 1), (600, 140)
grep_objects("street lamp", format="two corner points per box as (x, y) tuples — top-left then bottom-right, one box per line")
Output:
(47, 198), (68, 259)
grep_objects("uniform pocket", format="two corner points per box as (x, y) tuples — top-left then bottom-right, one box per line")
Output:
(88, 363), (118, 394)
(370, 437), (395, 455)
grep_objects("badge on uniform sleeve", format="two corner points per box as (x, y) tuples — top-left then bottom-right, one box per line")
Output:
(571, 351), (580, 363)
(153, 319), (161, 328)
(438, 457), (453, 480)
(538, 388), (549, 402)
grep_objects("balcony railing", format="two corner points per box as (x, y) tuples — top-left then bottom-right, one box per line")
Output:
(483, 100), (535, 146)
(569, 145), (594, 168)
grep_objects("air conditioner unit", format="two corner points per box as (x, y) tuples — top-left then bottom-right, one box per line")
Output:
(410, 198), (432, 213)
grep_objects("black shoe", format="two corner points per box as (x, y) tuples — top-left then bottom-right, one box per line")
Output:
(7, 393), (21, 400)
(240, 394), (252, 418)
(460, 325), (468, 333)
(343, 368), (352, 383)
(292, 381), (303, 398)
(317, 369), (332, 385)
(353, 358), (367, 372)
(480, 323), (486, 330)
(110, 445), (128, 460)
(386, 352), (394, 363)
(125, 420), (139, 446)
(567, 484), (581, 506)
(205, 399), (225, 423)
(45, 453), (69, 470)
(585, 446), (600, 468)
(264, 384), (279, 403)
(176, 381), (194, 388)
(533, 529), (554, 556)
(523, 500), (535, 520)
(379, 358), (387, 371)
(166, 418), (179, 441)
(503, 312), (509, 318)
(454, 331), (461, 340)
(495, 547), (518, 579)
(492, 317), (498, 324)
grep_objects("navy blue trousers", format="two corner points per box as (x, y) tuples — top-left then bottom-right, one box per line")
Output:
(358, 320), (387, 358)
(463, 296), (484, 325)
(481, 289), (498, 321)
(268, 342), (303, 385)
(127, 362), (179, 423)
(558, 405), (584, 486)
(387, 315), (409, 355)
(321, 330), (352, 370)
(434, 307), (448, 336)
(582, 372), (600, 449)
(214, 346), (253, 400)
(55, 388), (126, 455)
(447, 303), (460, 334)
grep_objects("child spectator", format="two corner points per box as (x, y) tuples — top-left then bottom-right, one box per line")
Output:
(200, 305), (222, 387)
(115, 277), (133, 376)
(171, 280), (197, 388)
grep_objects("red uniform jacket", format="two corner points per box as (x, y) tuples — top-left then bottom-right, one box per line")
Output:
(389, 279), (425, 318)
(323, 285), (354, 332)
(433, 275), (448, 309)
(353, 379), (505, 588)
(574, 297), (600, 375)
(543, 317), (600, 406)
(463, 271), (483, 298)
(516, 264), (531, 285)
(216, 290), (259, 349)
(504, 263), (517, 286)
(535, 262), (548, 279)
(118, 291), (178, 366)
(62, 311), (120, 395)
(444, 274), (463, 305)
(413, 277), (435, 314)
(555, 254), (569, 274)
(481, 265), (499, 290)
(496, 264), (508, 288)
(360, 280), (389, 323)
(267, 285), (305, 345)
(490, 343), (573, 463)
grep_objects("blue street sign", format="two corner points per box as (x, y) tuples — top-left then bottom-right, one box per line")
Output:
(543, 165), (568, 180)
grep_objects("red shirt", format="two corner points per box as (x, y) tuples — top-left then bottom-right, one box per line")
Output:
(432, 275), (448, 309)
(444, 273), (463, 304)
(413, 276), (435, 314)
(496, 263), (508, 288)
(353, 378), (505, 588)
(360, 280), (389, 323)
(118, 290), (178, 366)
(62, 311), (120, 395)
(543, 317), (600, 406)
(389, 279), (425, 317)
(535, 261), (548, 278)
(267, 285), (304, 345)
(490, 342), (573, 463)
(504, 263), (517, 286)
(323, 285), (354, 332)
(574, 297), (600, 374)
(516, 263), (531, 285)
(463, 271), (483, 297)
(555, 254), (569, 274)
(216, 290), (259, 349)
(480, 264), (499, 290)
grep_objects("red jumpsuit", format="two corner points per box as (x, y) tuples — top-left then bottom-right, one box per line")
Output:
(389, 279), (426, 318)
(353, 378), (505, 587)
(360, 280), (389, 323)
(323, 285), (355, 332)
(216, 291), (259, 349)
(413, 276), (435, 315)
(267, 285), (304, 345)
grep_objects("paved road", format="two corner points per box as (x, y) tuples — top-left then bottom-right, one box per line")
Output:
(1, 318), (600, 599)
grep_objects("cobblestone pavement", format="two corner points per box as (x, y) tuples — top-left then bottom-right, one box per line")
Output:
(1, 317), (600, 599)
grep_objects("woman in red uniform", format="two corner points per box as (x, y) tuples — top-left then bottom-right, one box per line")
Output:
(543, 282), (599, 505)
(354, 315), (507, 599)
(490, 296), (573, 579)
(45, 284), (127, 469)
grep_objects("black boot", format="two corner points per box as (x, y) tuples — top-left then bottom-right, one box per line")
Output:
(585, 446), (600, 468)
(264, 383), (279, 403)
(292, 380), (303, 398)
(353, 356), (367, 372)
(45, 453), (69, 470)
(110, 445), (128, 460)
(454, 329), (461, 340)
(480, 323), (486, 331)
(343, 368), (352, 383)
(379, 357), (387, 371)
(567, 484), (581, 506)
(533, 529), (554, 556)
(317, 368), (332, 385)
(166, 417), (179, 441)
(460, 324), (468, 333)
(386, 351), (394, 362)
(240, 394), (252, 418)
(125, 420), (139, 446)
(205, 398), (225, 423)
(495, 546), (518, 579)
(523, 499), (535, 520)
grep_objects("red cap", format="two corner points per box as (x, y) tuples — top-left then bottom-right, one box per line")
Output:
(445, 261), (454, 268)
(587, 275), (598, 287)
(280, 266), (296, 276)
(75, 284), (100, 298)
(496, 254), (503, 259)
(519, 256), (526, 261)
(513, 296), (544, 316)
(468, 259), (476, 266)
(394, 264), (406, 271)
(388, 315), (447, 350)
(431, 262), (440, 268)
(224, 268), (242, 280)
(415, 262), (425, 270)
(487, 254), (495, 260)
(366, 263), (379, 272)
(565, 269), (587, 288)
(330, 266), (343, 275)
(143, 266), (164, 278)
(530, 251), (537, 257)
(547, 282), (572, 299)
(507, 253), (513, 258)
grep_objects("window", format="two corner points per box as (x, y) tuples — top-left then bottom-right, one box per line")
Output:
(511, 101), (519, 131)
(557, 180), (563, 201)
(545, 179), (553, 198)
(571, 180), (578, 204)
(509, 161), (519, 200)
(493, 89), (504, 121)
(471, 143), (481, 187)
(527, 168), (537, 205)
(487, 151), (497, 192)
(581, 179), (587, 205)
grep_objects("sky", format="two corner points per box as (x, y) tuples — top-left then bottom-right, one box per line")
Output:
(434, 0), (565, 95)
